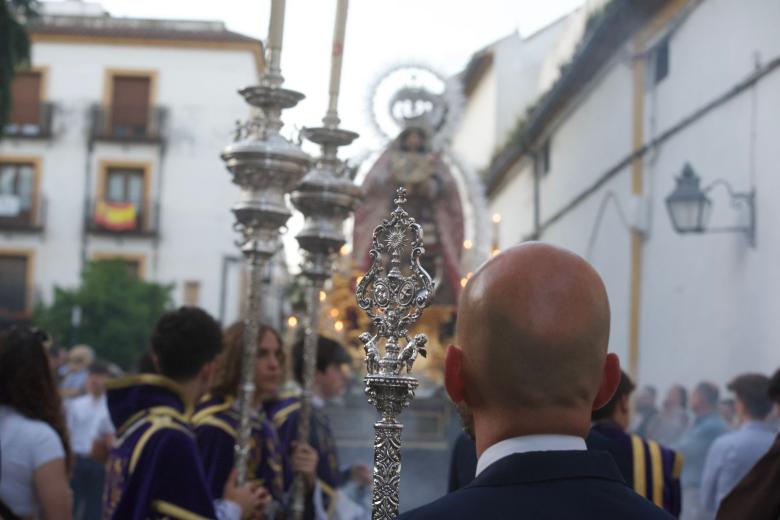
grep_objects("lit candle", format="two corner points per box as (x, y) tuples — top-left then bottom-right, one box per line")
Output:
(326, 0), (349, 124)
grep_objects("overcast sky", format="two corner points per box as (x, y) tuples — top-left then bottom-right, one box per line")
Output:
(92, 0), (584, 155)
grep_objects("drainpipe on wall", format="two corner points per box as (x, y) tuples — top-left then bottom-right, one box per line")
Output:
(80, 109), (95, 277)
(151, 110), (168, 281)
(627, 37), (646, 381)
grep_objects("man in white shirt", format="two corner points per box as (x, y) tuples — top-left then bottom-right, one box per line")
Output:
(66, 361), (114, 520)
(700, 373), (775, 519)
(398, 243), (674, 519)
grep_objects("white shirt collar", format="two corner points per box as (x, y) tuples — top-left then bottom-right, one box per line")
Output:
(475, 434), (586, 477)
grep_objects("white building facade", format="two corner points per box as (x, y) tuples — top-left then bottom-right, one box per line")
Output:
(0, 2), (281, 328)
(476, 0), (780, 389)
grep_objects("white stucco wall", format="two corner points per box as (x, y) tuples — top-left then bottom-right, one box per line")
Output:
(0, 38), (259, 324)
(538, 54), (634, 223)
(489, 160), (535, 245)
(487, 0), (780, 391)
(635, 0), (780, 390)
(451, 64), (497, 173)
(452, 16), (573, 175)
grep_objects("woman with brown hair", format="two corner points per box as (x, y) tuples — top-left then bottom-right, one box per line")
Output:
(193, 322), (318, 517)
(0, 326), (72, 519)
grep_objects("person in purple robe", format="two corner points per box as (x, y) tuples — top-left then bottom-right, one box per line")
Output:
(587, 370), (683, 517)
(102, 306), (264, 520)
(194, 322), (318, 517)
(265, 335), (371, 519)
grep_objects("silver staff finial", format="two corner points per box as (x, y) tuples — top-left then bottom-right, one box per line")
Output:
(357, 186), (435, 519)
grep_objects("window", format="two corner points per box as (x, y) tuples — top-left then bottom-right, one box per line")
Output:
(110, 75), (151, 137)
(0, 162), (36, 226)
(653, 39), (669, 85)
(96, 166), (146, 232)
(183, 281), (200, 306)
(536, 139), (551, 177)
(0, 254), (30, 315)
(8, 72), (42, 129)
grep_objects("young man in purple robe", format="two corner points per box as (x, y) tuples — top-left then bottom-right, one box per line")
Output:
(102, 306), (263, 520)
(587, 370), (683, 516)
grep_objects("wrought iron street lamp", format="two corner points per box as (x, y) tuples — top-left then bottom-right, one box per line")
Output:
(665, 163), (756, 247)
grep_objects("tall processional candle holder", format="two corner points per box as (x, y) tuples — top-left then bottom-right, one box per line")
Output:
(356, 187), (435, 519)
(220, 0), (311, 485)
(287, 1), (360, 517)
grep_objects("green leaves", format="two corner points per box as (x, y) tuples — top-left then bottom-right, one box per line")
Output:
(1, 0), (38, 128)
(34, 261), (174, 369)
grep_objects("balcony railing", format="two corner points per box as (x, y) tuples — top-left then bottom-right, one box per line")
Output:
(89, 104), (167, 144)
(0, 195), (46, 233)
(85, 198), (159, 238)
(3, 102), (54, 139)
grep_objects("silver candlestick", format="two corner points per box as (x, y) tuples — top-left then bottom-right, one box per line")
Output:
(221, 0), (310, 485)
(287, 2), (359, 516)
(288, 123), (360, 520)
(356, 187), (435, 519)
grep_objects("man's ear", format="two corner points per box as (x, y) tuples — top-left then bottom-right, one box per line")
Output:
(151, 352), (161, 373)
(444, 344), (466, 404)
(592, 352), (620, 411)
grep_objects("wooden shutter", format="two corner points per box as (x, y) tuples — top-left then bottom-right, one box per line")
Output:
(0, 255), (28, 313)
(110, 76), (150, 132)
(9, 72), (42, 125)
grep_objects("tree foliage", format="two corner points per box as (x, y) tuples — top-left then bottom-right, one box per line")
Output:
(34, 260), (174, 369)
(1, 0), (38, 127)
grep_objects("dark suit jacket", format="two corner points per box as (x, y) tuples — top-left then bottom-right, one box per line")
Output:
(447, 432), (478, 492)
(716, 431), (780, 520)
(397, 450), (675, 519)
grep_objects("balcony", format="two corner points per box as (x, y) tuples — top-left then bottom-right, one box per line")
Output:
(89, 104), (167, 144)
(3, 102), (54, 139)
(85, 198), (159, 238)
(0, 196), (46, 233)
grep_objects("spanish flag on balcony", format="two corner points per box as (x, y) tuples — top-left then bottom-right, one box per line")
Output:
(95, 200), (137, 231)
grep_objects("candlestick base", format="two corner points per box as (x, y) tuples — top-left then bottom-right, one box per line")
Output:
(240, 84), (304, 110)
(303, 126), (359, 148)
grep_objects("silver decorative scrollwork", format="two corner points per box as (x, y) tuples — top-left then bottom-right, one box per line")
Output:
(357, 187), (434, 519)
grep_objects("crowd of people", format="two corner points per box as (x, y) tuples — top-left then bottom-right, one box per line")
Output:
(0, 242), (779, 519)
(0, 309), (370, 520)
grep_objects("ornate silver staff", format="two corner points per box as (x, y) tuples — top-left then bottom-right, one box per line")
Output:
(357, 187), (435, 519)
(221, 0), (310, 484)
(288, 1), (360, 516)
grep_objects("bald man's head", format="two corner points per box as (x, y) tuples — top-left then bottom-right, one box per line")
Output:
(455, 243), (611, 415)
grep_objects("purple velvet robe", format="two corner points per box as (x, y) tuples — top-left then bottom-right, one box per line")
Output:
(193, 394), (285, 501)
(102, 374), (217, 520)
